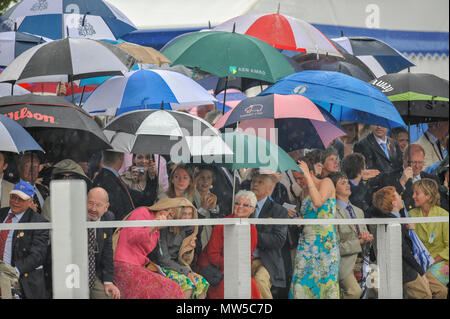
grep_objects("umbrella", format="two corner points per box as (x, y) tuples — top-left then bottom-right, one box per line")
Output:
(290, 53), (376, 82)
(0, 113), (43, 153)
(215, 94), (346, 151)
(0, 37), (136, 84)
(103, 109), (233, 161)
(370, 73), (449, 124)
(260, 70), (406, 129)
(212, 11), (342, 57)
(215, 89), (247, 113)
(82, 69), (217, 116)
(0, 0), (136, 40)
(0, 30), (50, 67)
(332, 36), (415, 77)
(0, 94), (111, 162)
(0, 83), (30, 96)
(101, 39), (170, 65)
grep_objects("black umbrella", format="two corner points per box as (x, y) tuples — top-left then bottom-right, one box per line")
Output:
(0, 94), (111, 162)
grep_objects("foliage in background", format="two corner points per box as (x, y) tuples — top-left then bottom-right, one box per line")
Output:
(0, 0), (18, 15)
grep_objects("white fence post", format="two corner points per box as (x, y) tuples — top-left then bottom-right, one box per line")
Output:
(50, 180), (89, 299)
(377, 223), (403, 299)
(223, 219), (252, 299)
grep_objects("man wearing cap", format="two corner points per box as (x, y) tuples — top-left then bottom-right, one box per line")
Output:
(0, 181), (49, 299)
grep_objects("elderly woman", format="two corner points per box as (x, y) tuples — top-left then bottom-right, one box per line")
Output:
(196, 190), (261, 299)
(409, 178), (448, 298)
(370, 186), (440, 299)
(113, 198), (184, 299)
(152, 199), (209, 299)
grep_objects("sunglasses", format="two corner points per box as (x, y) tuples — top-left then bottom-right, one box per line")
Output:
(234, 202), (254, 208)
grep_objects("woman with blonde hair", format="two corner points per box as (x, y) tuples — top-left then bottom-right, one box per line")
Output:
(409, 178), (448, 298)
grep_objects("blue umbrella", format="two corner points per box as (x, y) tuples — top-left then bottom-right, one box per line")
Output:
(0, 0), (136, 40)
(0, 113), (44, 153)
(260, 70), (406, 128)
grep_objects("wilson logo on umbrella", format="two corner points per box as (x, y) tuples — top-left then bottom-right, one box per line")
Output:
(5, 107), (56, 124)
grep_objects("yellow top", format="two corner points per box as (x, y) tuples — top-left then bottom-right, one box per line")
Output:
(409, 206), (449, 261)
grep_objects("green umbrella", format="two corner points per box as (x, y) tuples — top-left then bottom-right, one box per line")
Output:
(219, 131), (301, 173)
(161, 30), (296, 112)
(162, 31), (295, 83)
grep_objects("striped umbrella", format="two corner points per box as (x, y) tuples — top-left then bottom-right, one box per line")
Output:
(0, 113), (43, 153)
(0, 31), (50, 67)
(0, 37), (136, 85)
(332, 36), (415, 78)
(0, 0), (136, 40)
(212, 12), (342, 57)
(0, 83), (30, 96)
(82, 69), (217, 116)
(104, 109), (233, 159)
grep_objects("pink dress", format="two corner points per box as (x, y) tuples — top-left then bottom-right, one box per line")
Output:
(113, 207), (184, 299)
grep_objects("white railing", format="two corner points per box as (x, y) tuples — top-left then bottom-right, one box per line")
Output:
(1, 180), (448, 299)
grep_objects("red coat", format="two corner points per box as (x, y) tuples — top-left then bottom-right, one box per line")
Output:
(197, 215), (260, 299)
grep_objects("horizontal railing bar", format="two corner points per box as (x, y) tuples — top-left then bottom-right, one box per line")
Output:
(1, 216), (447, 230)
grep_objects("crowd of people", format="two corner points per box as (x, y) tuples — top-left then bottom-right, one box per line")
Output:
(0, 114), (448, 299)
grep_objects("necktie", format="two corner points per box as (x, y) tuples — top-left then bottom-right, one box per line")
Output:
(346, 204), (360, 235)
(380, 141), (390, 159)
(0, 213), (14, 259)
(88, 228), (96, 289)
(436, 140), (443, 159)
(254, 204), (260, 219)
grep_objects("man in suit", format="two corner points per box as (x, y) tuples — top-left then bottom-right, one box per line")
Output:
(416, 121), (448, 168)
(17, 153), (49, 215)
(0, 181), (49, 299)
(369, 144), (444, 211)
(250, 172), (289, 299)
(0, 152), (14, 209)
(330, 172), (374, 299)
(86, 187), (120, 299)
(93, 151), (135, 221)
(353, 125), (403, 174)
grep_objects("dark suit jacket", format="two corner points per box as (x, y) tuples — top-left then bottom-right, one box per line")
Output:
(255, 198), (289, 288)
(94, 211), (115, 283)
(349, 180), (372, 217)
(353, 133), (403, 174)
(368, 207), (424, 283)
(0, 207), (49, 299)
(93, 168), (135, 221)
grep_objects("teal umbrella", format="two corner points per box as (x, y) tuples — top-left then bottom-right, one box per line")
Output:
(219, 131), (301, 173)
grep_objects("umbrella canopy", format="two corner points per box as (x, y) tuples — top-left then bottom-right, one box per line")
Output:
(260, 70), (406, 129)
(215, 89), (247, 113)
(0, 0), (136, 40)
(161, 31), (296, 83)
(0, 31), (50, 67)
(332, 36), (415, 77)
(0, 83), (30, 96)
(215, 94), (346, 151)
(82, 69), (217, 116)
(0, 94), (111, 161)
(291, 53), (376, 82)
(102, 39), (170, 65)
(370, 73), (449, 124)
(0, 113), (43, 153)
(0, 37), (136, 84)
(212, 12), (342, 57)
(103, 109), (233, 160)
(219, 131), (301, 173)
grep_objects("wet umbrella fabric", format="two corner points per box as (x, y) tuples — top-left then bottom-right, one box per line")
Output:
(0, 38), (136, 84)
(0, 83), (30, 96)
(0, 94), (110, 161)
(370, 73), (449, 124)
(0, 31), (49, 67)
(0, 113), (43, 153)
(0, 0), (136, 40)
(260, 70), (406, 129)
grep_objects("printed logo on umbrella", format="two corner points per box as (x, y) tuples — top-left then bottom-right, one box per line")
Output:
(292, 85), (308, 95)
(242, 104), (264, 117)
(4, 107), (56, 124)
(229, 66), (238, 75)
(370, 79), (394, 93)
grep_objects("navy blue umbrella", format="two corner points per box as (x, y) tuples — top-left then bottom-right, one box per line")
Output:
(0, 113), (43, 153)
(260, 70), (406, 128)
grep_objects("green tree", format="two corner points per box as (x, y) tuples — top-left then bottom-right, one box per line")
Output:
(0, 0), (19, 15)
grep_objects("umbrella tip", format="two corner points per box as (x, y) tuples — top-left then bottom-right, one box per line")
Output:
(208, 20), (211, 29)
(277, 3), (280, 14)
(66, 26), (70, 38)
(14, 22), (17, 32)
(232, 23), (236, 33)
(340, 30), (344, 37)
(161, 100), (164, 110)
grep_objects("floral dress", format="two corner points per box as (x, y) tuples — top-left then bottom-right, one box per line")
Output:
(289, 197), (340, 299)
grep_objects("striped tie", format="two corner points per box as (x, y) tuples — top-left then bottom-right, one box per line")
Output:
(0, 214), (14, 259)
(88, 228), (96, 289)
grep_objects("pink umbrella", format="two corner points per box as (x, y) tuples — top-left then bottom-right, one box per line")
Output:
(215, 94), (345, 151)
(212, 12), (342, 57)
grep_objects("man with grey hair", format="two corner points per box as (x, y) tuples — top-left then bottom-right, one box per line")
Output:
(86, 187), (120, 299)
(416, 121), (449, 168)
(250, 172), (289, 299)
